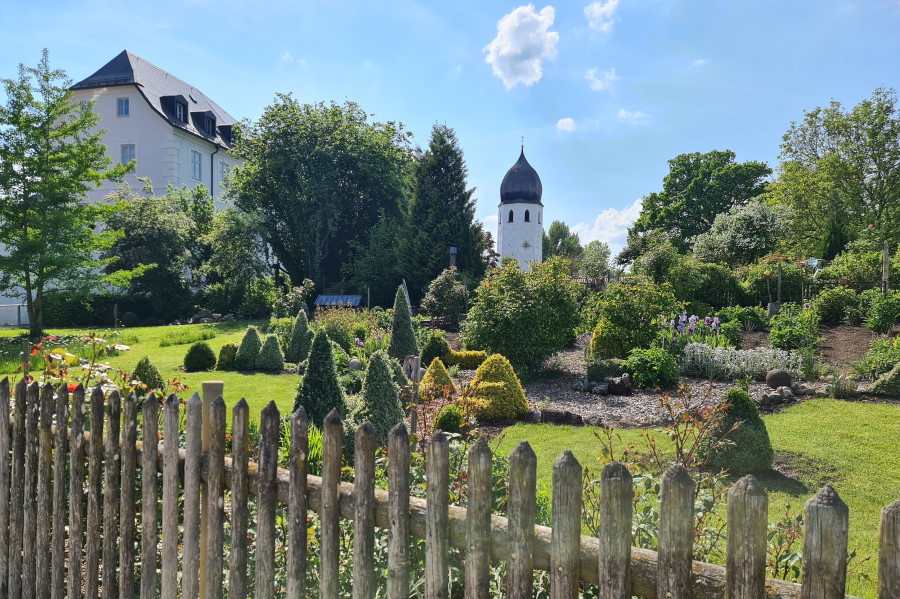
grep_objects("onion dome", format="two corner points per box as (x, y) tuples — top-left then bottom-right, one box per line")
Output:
(500, 149), (543, 205)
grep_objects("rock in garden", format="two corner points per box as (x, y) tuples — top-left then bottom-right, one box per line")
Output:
(540, 408), (584, 426)
(212, 313), (222, 321)
(222, 314), (236, 322)
(591, 383), (608, 396)
(606, 374), (633, 396)
(776, 386), (794, 400)
(585, 415), (604, 427)
(348, 358), (363, 371)
(766, 369), (792, 389)
(572, 380), (585, 392)
(767, 392), (783, 404)
(523, 410), (541, 424)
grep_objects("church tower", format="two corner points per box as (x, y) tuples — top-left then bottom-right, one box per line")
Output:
(497, 146), (543, 271)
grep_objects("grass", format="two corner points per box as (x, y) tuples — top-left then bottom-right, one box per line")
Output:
(495, 399), (900, 597)
(158, 326), (217, 347)
(0, 321), (300, 424)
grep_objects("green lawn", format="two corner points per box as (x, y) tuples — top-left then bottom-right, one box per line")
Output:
(0, 322), (301, 423)
(495, 399), (900, 597)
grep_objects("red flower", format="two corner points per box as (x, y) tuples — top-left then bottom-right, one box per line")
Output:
(48, 335), (57, 340)
(67, 383), (78, 393)
(30, 347), (39, 356)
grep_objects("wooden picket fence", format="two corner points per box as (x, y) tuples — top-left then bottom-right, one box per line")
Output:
(0, 377), (897, 599)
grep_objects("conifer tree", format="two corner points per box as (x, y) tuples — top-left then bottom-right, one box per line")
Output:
(351, 350), (404, 446)
(294, 331), (345, 426)
(234, 326), (263, 370)
(387, 286), (418, 362)
(256, 334), (285, 372)
(285, 310), (312, 363)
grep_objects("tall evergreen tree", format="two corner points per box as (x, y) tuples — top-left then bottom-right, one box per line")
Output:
(387, 286), (418, 361)
(401, 124), (486, 302)
(294, 330), (345, 426)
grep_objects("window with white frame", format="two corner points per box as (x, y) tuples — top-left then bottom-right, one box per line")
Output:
(120, 144), (135, 166)
(117, 97), (129, 117)
(191, 151), (202, 180)
(220, 162), (229, 184)
(176, 102), (185, 122)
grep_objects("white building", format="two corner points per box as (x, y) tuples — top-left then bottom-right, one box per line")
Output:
(497, 147), (543, 271)
(70, 50), (241, 204)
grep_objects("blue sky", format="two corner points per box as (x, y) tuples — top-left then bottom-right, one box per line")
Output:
(2, 0), (899, 255)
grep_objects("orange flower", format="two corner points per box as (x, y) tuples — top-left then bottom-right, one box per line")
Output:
(67, 383), (77, 393)
(30, 348), (39, 356)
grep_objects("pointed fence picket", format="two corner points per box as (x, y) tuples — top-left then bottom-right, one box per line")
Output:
(0, 376), (892, 599)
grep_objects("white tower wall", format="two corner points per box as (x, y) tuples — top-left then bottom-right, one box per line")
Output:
(498, 204), (543, 271)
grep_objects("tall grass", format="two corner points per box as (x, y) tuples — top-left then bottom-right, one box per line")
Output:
(159, 327), (217, 347)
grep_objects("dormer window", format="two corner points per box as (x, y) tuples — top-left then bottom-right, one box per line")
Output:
(205, 116), (216, 135)
(176, 102), (185, 123)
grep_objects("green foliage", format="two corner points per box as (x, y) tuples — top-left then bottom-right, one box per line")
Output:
(864, 290), (900, 334)
(708, 388), (774, 475)
(542, 220), (583, 266)
(132, 356), (165, 397)
(200, 208), (269, 308)
(442, 350), (487, 370)
(769, 303), (820, 351)
(679, 343), (802, 381)
(421, 358), (455, 393)
(853, 336), (900, 380)
(121, 312), (139, 327)
(577, 240), (610, 281)
(470, 354), (528, 421)
(257, 334), (286, 372)
(420, 267), (468, 320)
(183, 341), (216, 372)
(0, 50), (130, 334)
(420, 329), (452, 367)
(314, 305), (360, 353)
(812, 286), (859, 324)
(234, 326), (263, 370)
(387, 286), (419, 361)
(586, 358), (625, 381)
(294, 331), (346, 427)
(589, 279), (681, 359)
(692, 200), (793, 267)
(285, 310), (312, 363)
(271, 281), (315, 319)
(159, 327), (216, 347)
(869, 361), (900, 396)
(232, 97), (413, 287)
(740, 258), (811, 306)
(666, 259), (744, 310)
(216, 342), (238, 371)
(433, 405), (463, 435)
(624, 347), (680, 389)
(349, 350), (404, 446)
(715, 306), (768, 331)
(462, 257), (580, 370)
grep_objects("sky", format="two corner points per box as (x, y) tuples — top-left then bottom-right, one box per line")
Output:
(2, 0), (900, 256)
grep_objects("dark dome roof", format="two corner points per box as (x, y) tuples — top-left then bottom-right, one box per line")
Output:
(500, 149), (543, 205)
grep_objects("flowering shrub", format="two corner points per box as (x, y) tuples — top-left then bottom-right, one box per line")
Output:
(679, 342), (802, 381)
(658, 313), (737, 356)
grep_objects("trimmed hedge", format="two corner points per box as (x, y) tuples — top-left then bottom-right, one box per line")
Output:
(388, 286), (418, 361)
(294, 331), (346, 427)
(708, 387), (774, 475)
(234, 326), (263, 370)
(285, 310), (312, 363)
(470, 354), (528, 421)
(133, 356), (165, 397)
(421, 330), (452, 367)
(434, 404), (463, 435)
(421, 358), (455, 394)
(442, 350), (487, 369)
(257, 334), (285, 372)
(350, 350), (405, 446)
(183, 342), (216, 372)
(216, 342), (238, 371)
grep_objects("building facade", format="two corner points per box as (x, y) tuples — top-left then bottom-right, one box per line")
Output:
(497, 148), (543, 271)
(70, 50), (241, 204)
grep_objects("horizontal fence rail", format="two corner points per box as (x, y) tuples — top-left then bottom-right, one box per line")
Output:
(0, 377), (893, 598)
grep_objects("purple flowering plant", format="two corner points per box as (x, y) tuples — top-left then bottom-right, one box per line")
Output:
(658, 313), (733, 355)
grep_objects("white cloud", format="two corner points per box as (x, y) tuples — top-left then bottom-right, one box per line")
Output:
(617, 108), (650, 125)
(281, 52), (307, 67)
(281, 51), (293, 62)
(584, 0), (619, 32)
(484, 5), (559, 90)
(691, 58), (708, 68)
(556, 117), (576, 132)
(572, 197), (642, 255)
(585, 67), (616, 91)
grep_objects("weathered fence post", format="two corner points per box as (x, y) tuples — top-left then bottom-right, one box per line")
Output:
(69, 384), (86, 599)
(0, 378), (11, 597)
(658, 464), (694, 599)
(22, 381), (40, 599)
(426, 431), (450, 599)
(8, 378), (28, 599)
(36, 383), (54, 599)
(231, 398), (251, 599)
(198, 380), (223, 599)
(387, 423), (411, 599)
(182, 393), (202, 599)
(465, 437), (493, 599)
(204, 396), (226, 599)
(85, 386), (105, 599)
(288, 407), (309, 599)
(551, 450), (582, 599)
(320, 409), (343, 598)
(880, 500), (900, 598)
(119, 392), (138, 598)
(598, 461), (633, 599)
(162, 394), (180, 599)
(51, 385), (70, 599)
(140, 391), (159, 599)
(405, 355), (422, 436)
(102, 389), (122, 599)
(801, 485), (849, 599)
(354, 421), (377, 599)
(507, 441), (537, 597)
(255, 401), (280, 599)
(726, 475), (768, 599)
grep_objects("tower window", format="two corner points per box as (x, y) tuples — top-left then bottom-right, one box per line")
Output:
(117, 97), (129, 117)
(524, 210), (530, 222)
(508, 210), (514, 223)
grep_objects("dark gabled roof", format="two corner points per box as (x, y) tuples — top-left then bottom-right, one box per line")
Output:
(500, 148), (543, 205)
(71, 50), (237, 149)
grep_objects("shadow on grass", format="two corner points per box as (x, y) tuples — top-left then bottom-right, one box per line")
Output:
(723, 450), (843, 498)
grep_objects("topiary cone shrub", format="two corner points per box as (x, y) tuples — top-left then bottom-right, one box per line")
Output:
(433, 404), (463, 435)
(234, 326), (263, 371)
(257, 334), (286, 372)
(349, 350), (405, 446)
(388, 286), (418, 362)
(708, 387), (774, 475)
(285, 310), (312, 363)
(216, 342), (238, 371)
(421, 357), (455, 394)
(184, 341), (216, 372)
(294, 330), (346, 427)
(421, 329), (452, 367)
(469, 354), (528, 421)
(133, 356), (165, 397)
